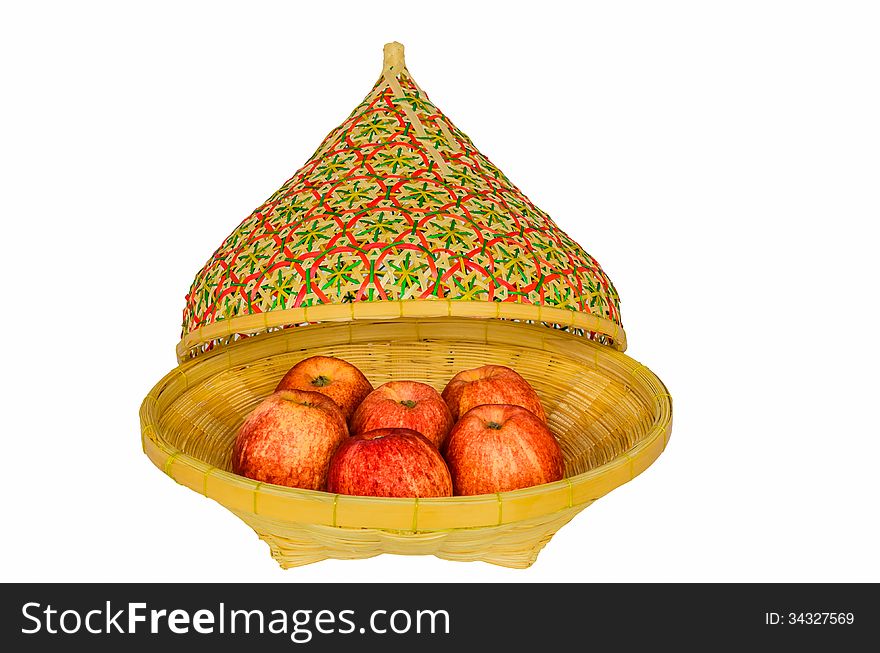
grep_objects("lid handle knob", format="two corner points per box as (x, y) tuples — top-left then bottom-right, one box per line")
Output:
(383, 42), (405, 74)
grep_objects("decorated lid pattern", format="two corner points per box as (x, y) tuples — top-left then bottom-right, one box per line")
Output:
(182, 43), (622, 352)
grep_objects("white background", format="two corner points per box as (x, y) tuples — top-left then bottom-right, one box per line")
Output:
(1, 1), (878, 583)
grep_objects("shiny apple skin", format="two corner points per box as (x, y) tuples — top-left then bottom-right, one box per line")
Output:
(444, 404), (564, 495)
(441, 364), (546, 422)
(326, 428), (453, 498)
(350, 381), (453, 449)
(231, 389), (348, 490)
(275, 355), (373, 421)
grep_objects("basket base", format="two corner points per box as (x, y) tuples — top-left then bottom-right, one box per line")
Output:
(235, 504), (590, 569)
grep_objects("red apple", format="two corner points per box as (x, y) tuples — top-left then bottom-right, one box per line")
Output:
(350, 381), (454, 449)
(231, 389), (348, 490)
(444, 404), (564, 495)
(326, 428), (453, 498)
(275, 355), (373, 421)
(441, 364), (546, 422)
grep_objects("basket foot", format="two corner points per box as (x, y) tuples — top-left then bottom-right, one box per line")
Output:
(434, 505), (585, 568)
(237, 504), (588, 569)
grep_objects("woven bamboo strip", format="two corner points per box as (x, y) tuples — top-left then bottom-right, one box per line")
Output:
(176, 299), (627, 361)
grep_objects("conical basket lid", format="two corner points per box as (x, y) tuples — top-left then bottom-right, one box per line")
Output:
(180, 43), (624, 360)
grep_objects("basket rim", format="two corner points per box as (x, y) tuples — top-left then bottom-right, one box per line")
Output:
(146, 318), (667, 532)
(177, 299), (627, 362)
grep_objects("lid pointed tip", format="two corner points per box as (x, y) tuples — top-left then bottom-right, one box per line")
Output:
(383, 42), (406, 73)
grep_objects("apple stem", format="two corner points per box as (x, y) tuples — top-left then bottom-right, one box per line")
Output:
(486, 421), (502, 430)
(311, 375), (332, 387)
(400, 399), (417, 408)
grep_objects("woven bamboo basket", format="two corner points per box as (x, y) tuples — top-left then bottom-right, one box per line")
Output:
(140, 43), (672, 569)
